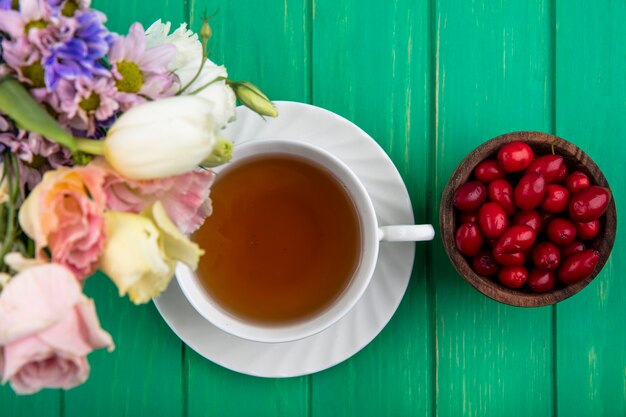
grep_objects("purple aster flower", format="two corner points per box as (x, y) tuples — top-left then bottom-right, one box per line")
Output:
(0, 0), (51, 39)
(1, 36), (45, 86)
(108, 22), (177, 110)
(47, 0), (91, 14)
(0, 129), (73, 190)
(52, 76), (119, 135)
(43, 11), (114, 88)
(0, 0), (11, 10)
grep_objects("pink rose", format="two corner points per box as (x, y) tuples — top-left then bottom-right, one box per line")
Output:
(94, 159), (214, 234)
(0, 264), (113, 394)
(18, 166), (107, 279)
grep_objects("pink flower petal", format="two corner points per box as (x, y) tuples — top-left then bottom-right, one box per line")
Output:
(0, 264), (112, 394)
(160, 170), (215, 234)
(0, 265), (82, 346)
(2, 336), (56, 384)
(9, 353), (89, 394)
(38, 299), (113, 356)
(98, 160), (215, 235)
(138, 43), (176, 71)
(122, 22), (147, 62)
(0, 11), (25, 38)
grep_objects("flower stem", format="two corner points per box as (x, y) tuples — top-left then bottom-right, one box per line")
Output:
(0, 156), (20, 272)
(76, 138), (105, 156)
(188, 76), (226, 96)
(177, 58), (207, 95)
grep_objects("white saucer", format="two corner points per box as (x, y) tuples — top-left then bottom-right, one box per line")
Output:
(153, 101), (417, 377)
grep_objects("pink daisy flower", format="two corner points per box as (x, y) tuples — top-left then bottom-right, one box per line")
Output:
(1, 36), (44, 87)
(53, 76), (119, 135)
(108, 23), (177, 110)
(0, 0), (52, 39)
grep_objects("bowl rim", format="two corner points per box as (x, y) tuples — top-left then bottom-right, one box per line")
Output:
(440, 131), (617, 307)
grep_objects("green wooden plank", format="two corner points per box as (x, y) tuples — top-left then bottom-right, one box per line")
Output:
(190, 0), (311, 103)
(0, 388), (60, 417)
(64, 274), (184, 417)
(433, 1), (554, 416)
(555, 1), (626, 415)
(93, 0), (185, 34)
(310, 0), (433, 415)
(186, 350), (309, 417)
(186, 1), (311, 416)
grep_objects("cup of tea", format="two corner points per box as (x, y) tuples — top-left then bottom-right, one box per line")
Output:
(176, 139), (435, 343)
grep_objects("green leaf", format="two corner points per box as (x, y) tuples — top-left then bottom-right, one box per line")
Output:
(0, 77), (77, 152)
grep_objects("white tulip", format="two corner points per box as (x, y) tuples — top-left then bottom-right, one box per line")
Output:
(103, 96), (218, 180)
(145, 20), (236, 129)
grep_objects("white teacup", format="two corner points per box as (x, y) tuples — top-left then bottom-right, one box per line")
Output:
(176, 139), (435, 343)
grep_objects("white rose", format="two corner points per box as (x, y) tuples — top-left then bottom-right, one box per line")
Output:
(145, 20), (236, 129)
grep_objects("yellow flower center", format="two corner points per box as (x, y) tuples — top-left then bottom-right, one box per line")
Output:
(61, 0), (79, 17)
(25, 20), (47, 32)
(11, 0), (18, 10)
(115, 61), (143, 93)
(79, 92), (101, 112)
(21, 61), (45, 88)
(25, 155), (46, 169)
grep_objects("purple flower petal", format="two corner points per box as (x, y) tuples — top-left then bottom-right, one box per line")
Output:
(41, 11), (113, 88)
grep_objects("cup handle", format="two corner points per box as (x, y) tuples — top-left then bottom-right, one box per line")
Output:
(377, 225), (435, 242)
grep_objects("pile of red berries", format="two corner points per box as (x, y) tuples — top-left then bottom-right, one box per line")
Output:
(454, 141), (612, 292)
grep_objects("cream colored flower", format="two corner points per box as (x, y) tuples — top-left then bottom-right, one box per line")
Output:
(99, 201), (203, 304)
(103, 95), (219, 179)
(144, 20), (236, 129)
(145, 20), (201, 72)
(176, 58), (236, 129)
(3, 252), (47, 273)
(0, 163), (8, 205)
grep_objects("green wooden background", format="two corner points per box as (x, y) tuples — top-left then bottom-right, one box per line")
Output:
(2, 0), (625, 416)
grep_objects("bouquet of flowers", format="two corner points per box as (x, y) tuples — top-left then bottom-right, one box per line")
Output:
(0, 0), (276, 395)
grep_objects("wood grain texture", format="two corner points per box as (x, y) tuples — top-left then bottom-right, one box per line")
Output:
(190, 0), (311, 103)
(310, 0), (433, 415)
(432, 1), (555, 415)
(92, 0), (186, 35)
(0, 389), (60, 417)
(440, 132), (617, 307)
(185, 1), (311, 417)
(555, 1), (626, 415)
(64, 274), (184, 417)
(3, 1), (626, 415)
(94, 0), (185, 34)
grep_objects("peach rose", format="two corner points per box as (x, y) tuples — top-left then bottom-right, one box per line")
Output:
(18, 166), (106, 279)
(0, 264), (113, 394)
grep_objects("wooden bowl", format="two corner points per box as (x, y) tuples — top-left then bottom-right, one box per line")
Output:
(440, 131), (617, 307)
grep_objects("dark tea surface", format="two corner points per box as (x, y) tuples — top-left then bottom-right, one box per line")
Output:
(193, 154), (361, 325)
